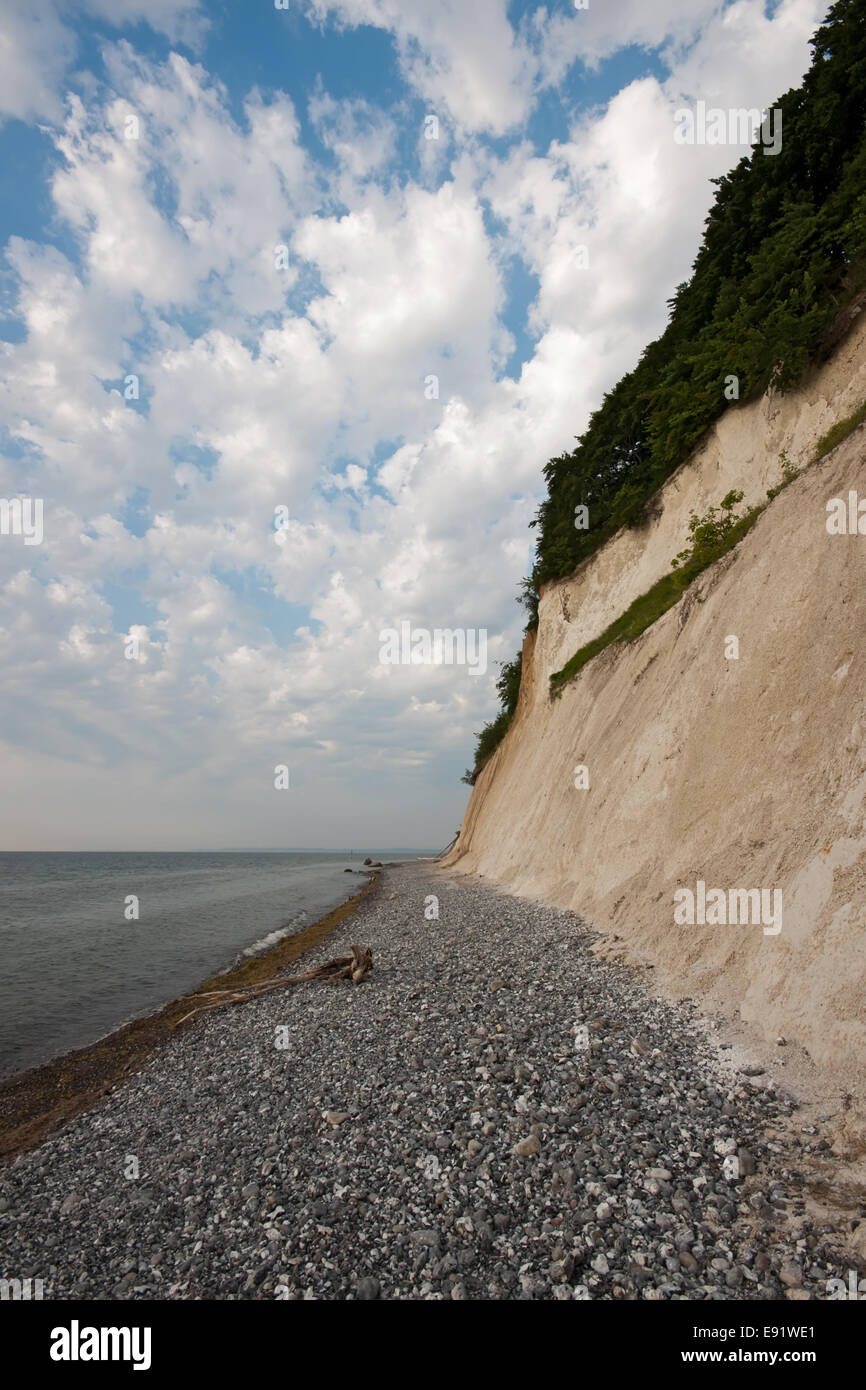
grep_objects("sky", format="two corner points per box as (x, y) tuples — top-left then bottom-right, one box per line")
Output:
(0, 0), (829, 851)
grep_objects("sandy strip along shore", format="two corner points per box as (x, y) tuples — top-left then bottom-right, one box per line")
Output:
(0, 863), (861, 1300)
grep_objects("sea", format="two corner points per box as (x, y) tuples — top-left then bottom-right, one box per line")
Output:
(0, 850), (424, 1080)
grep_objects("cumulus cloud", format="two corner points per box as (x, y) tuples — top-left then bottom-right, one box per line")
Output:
(307, 0), (534, 135)
(308, 87), (398, 183)
(0, 0), (206, 125)
(0, 2), (77, 125)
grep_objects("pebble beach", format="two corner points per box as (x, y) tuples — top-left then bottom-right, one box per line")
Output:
(0, 863), (857, 1301)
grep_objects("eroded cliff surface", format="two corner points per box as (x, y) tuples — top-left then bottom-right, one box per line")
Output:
(444, 314), (866, 1103)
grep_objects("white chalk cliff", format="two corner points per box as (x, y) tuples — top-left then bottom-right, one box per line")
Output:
(444, 311), (866, 1132)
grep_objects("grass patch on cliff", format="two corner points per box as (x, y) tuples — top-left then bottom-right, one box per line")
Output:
(549, 490), (762, 698)
(814, 398), (866, 461)
(547, 424), (857, 699)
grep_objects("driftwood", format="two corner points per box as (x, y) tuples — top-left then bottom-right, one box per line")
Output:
(171, 944), (373, 1029)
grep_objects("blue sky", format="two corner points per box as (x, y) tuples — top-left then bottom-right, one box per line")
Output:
(0, 0), (827, 848)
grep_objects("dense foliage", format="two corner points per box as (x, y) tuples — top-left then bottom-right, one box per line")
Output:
(462, 652), (522, 784)
(466, 0), (866, 780)
(531, 0), (866, 593)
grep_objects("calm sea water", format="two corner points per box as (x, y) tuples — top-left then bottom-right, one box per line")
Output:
(0, 851), (418, 1079)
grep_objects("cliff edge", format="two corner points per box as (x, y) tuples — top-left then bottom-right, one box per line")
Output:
(443, 311), (866, 1136)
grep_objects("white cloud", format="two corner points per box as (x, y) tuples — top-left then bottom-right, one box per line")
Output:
(0, 2), (77, 124)
(308, 0), (534, 135)
(0, 0), (206, 126)
(308, 88), (398, 182)
(82, 0), (207, 47)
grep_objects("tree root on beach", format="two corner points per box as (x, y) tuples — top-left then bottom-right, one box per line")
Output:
(171, 944), (374, 1029)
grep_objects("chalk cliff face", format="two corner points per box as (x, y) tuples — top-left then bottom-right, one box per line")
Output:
(443, 313), (866, 1095)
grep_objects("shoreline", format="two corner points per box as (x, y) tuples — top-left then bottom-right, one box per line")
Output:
(0, 871), (380, 1163)
(1, 860), (860, 1301)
